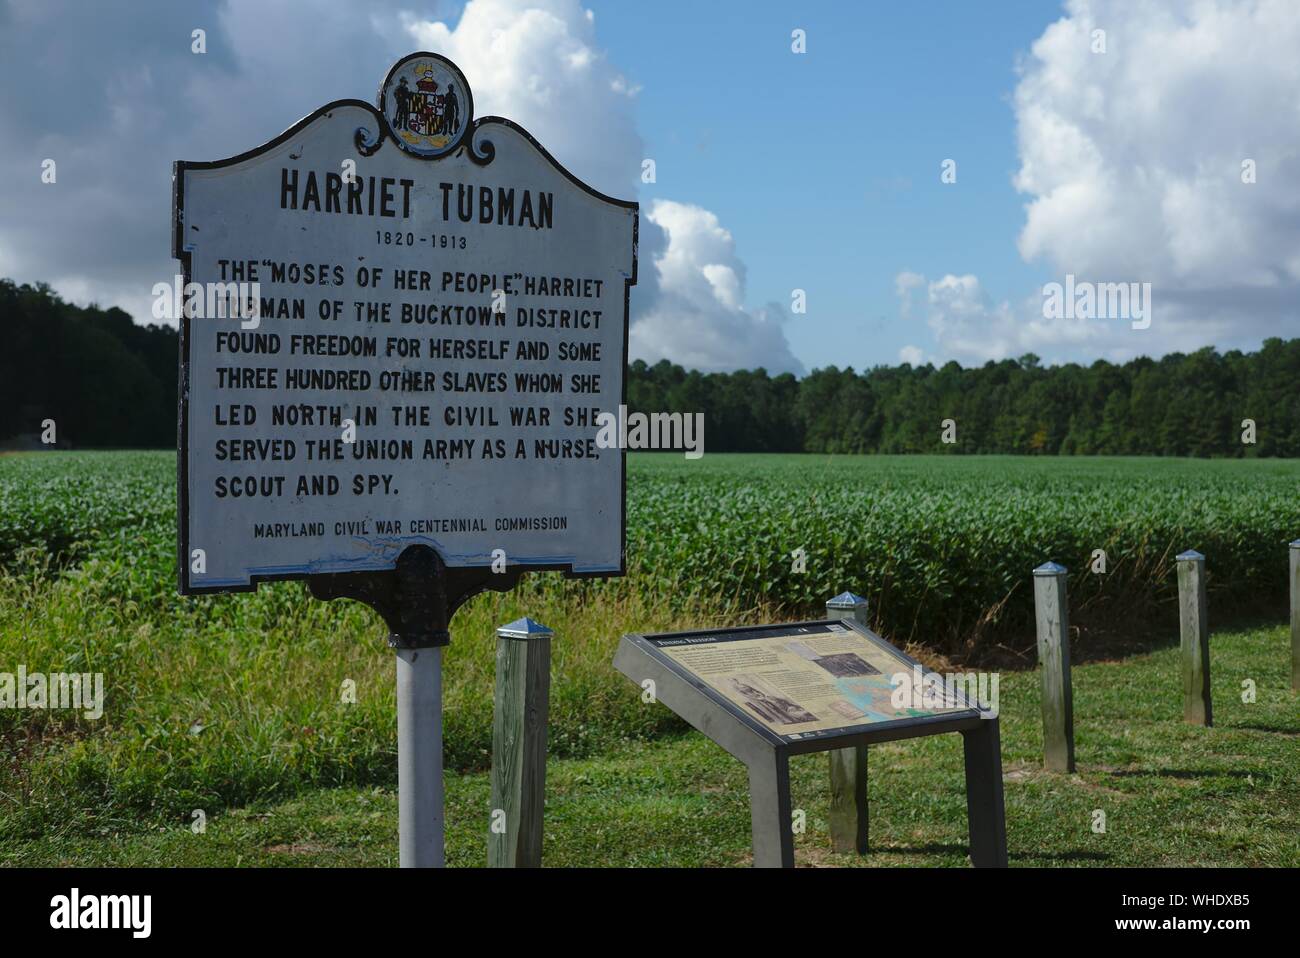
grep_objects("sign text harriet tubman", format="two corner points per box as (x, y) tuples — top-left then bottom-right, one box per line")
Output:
(174, 54), (637, 593)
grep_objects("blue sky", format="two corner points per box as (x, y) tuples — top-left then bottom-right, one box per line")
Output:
(593, 0), (1059, 372)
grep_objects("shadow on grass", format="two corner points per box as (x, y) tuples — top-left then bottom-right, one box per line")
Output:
(1014, 849), (1110, 863)
(1233, 723), (1300, 735)
(1103, 768), (1263, 780)
(972, 604), (1289, 671)
(869, 843), (1110, 864)
(868, 842), (971, 858)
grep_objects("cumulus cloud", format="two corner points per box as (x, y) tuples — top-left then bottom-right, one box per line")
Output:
(405, 0), (799, 372)
(0, 0), (798, 373)
(895, 270), (1128, 365)
(631, 200), (803, 375)
(905, 1), (1300, 365)
(1006, 0), (1300, 358)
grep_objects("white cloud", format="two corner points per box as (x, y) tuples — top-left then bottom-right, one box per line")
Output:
(631, 200), (803, 374)
(898, 344), (924, 366)
(1008, 0), (1300, 357)
(895, 270), (1141, 365)
(0, 0), (422, 322)
(894, 270), (925, 317)
(908, 0), (1300, 365)
(405, 0), (798, 372)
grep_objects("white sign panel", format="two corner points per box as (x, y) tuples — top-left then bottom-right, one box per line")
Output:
(174, 53), (637, 593)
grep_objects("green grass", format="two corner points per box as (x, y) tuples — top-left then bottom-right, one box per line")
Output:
(5, 623), (1296, 867)
(2, 450), (1299, 865)
(0, 561), (706, 838)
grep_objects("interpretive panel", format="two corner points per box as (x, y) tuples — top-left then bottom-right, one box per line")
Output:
(646, 621), (979, 743)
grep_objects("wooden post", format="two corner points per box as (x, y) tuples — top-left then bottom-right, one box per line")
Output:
(489, 616), (552, 867)
(825, 592), (869, 855)
(1033, 562), (1075, 772)
(1290, 540), (1300, 692)
(1177, 551), (1212, 726)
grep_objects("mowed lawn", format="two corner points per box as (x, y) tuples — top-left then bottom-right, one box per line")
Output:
(7, 622), (1297, 867)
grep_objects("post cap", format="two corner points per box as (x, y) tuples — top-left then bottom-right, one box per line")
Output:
(826, 591), (868, 609)
(1176, 549), (1205, 562)
(1033, 561), (1067, 576)
(496, 616), (554, 640)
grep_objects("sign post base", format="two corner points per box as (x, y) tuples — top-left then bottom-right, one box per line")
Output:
(309, 545), (524, 867)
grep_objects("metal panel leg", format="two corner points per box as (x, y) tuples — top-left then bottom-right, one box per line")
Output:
(962, 719), (1008, 867)
(748, 751), (795, 868)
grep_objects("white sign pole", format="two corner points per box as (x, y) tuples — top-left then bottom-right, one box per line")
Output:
(395, 645), (444, 867)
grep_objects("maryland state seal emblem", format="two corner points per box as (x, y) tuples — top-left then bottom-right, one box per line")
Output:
(379, 53), (473, 158)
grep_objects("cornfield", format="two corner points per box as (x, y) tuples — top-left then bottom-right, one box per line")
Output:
(3, 451), (1298, 656)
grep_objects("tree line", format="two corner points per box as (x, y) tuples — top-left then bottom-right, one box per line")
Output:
(4, 278), (1298, 456)
(629, 345), (1300, 456)
(1, 280), (177, 448)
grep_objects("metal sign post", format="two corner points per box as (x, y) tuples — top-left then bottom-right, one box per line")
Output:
(395, 645), (443, 866)
(310, 545), (521, 867)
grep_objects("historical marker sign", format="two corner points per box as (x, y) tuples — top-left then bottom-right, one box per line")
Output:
(174, 53), (637, 593)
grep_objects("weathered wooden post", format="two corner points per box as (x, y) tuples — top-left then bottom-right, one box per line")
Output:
(825, 591), (869, 854)
(1177, 550), (1212, 726)
(489, 617), (552, 868)
(1290, 540), (1300, 691)
(1033, 562), (1075, 772)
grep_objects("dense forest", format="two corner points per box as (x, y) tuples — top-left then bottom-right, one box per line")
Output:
(0, 280), (177, 448)
(3, 278), (1299, 455)
(628, 344), (1300, 456)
